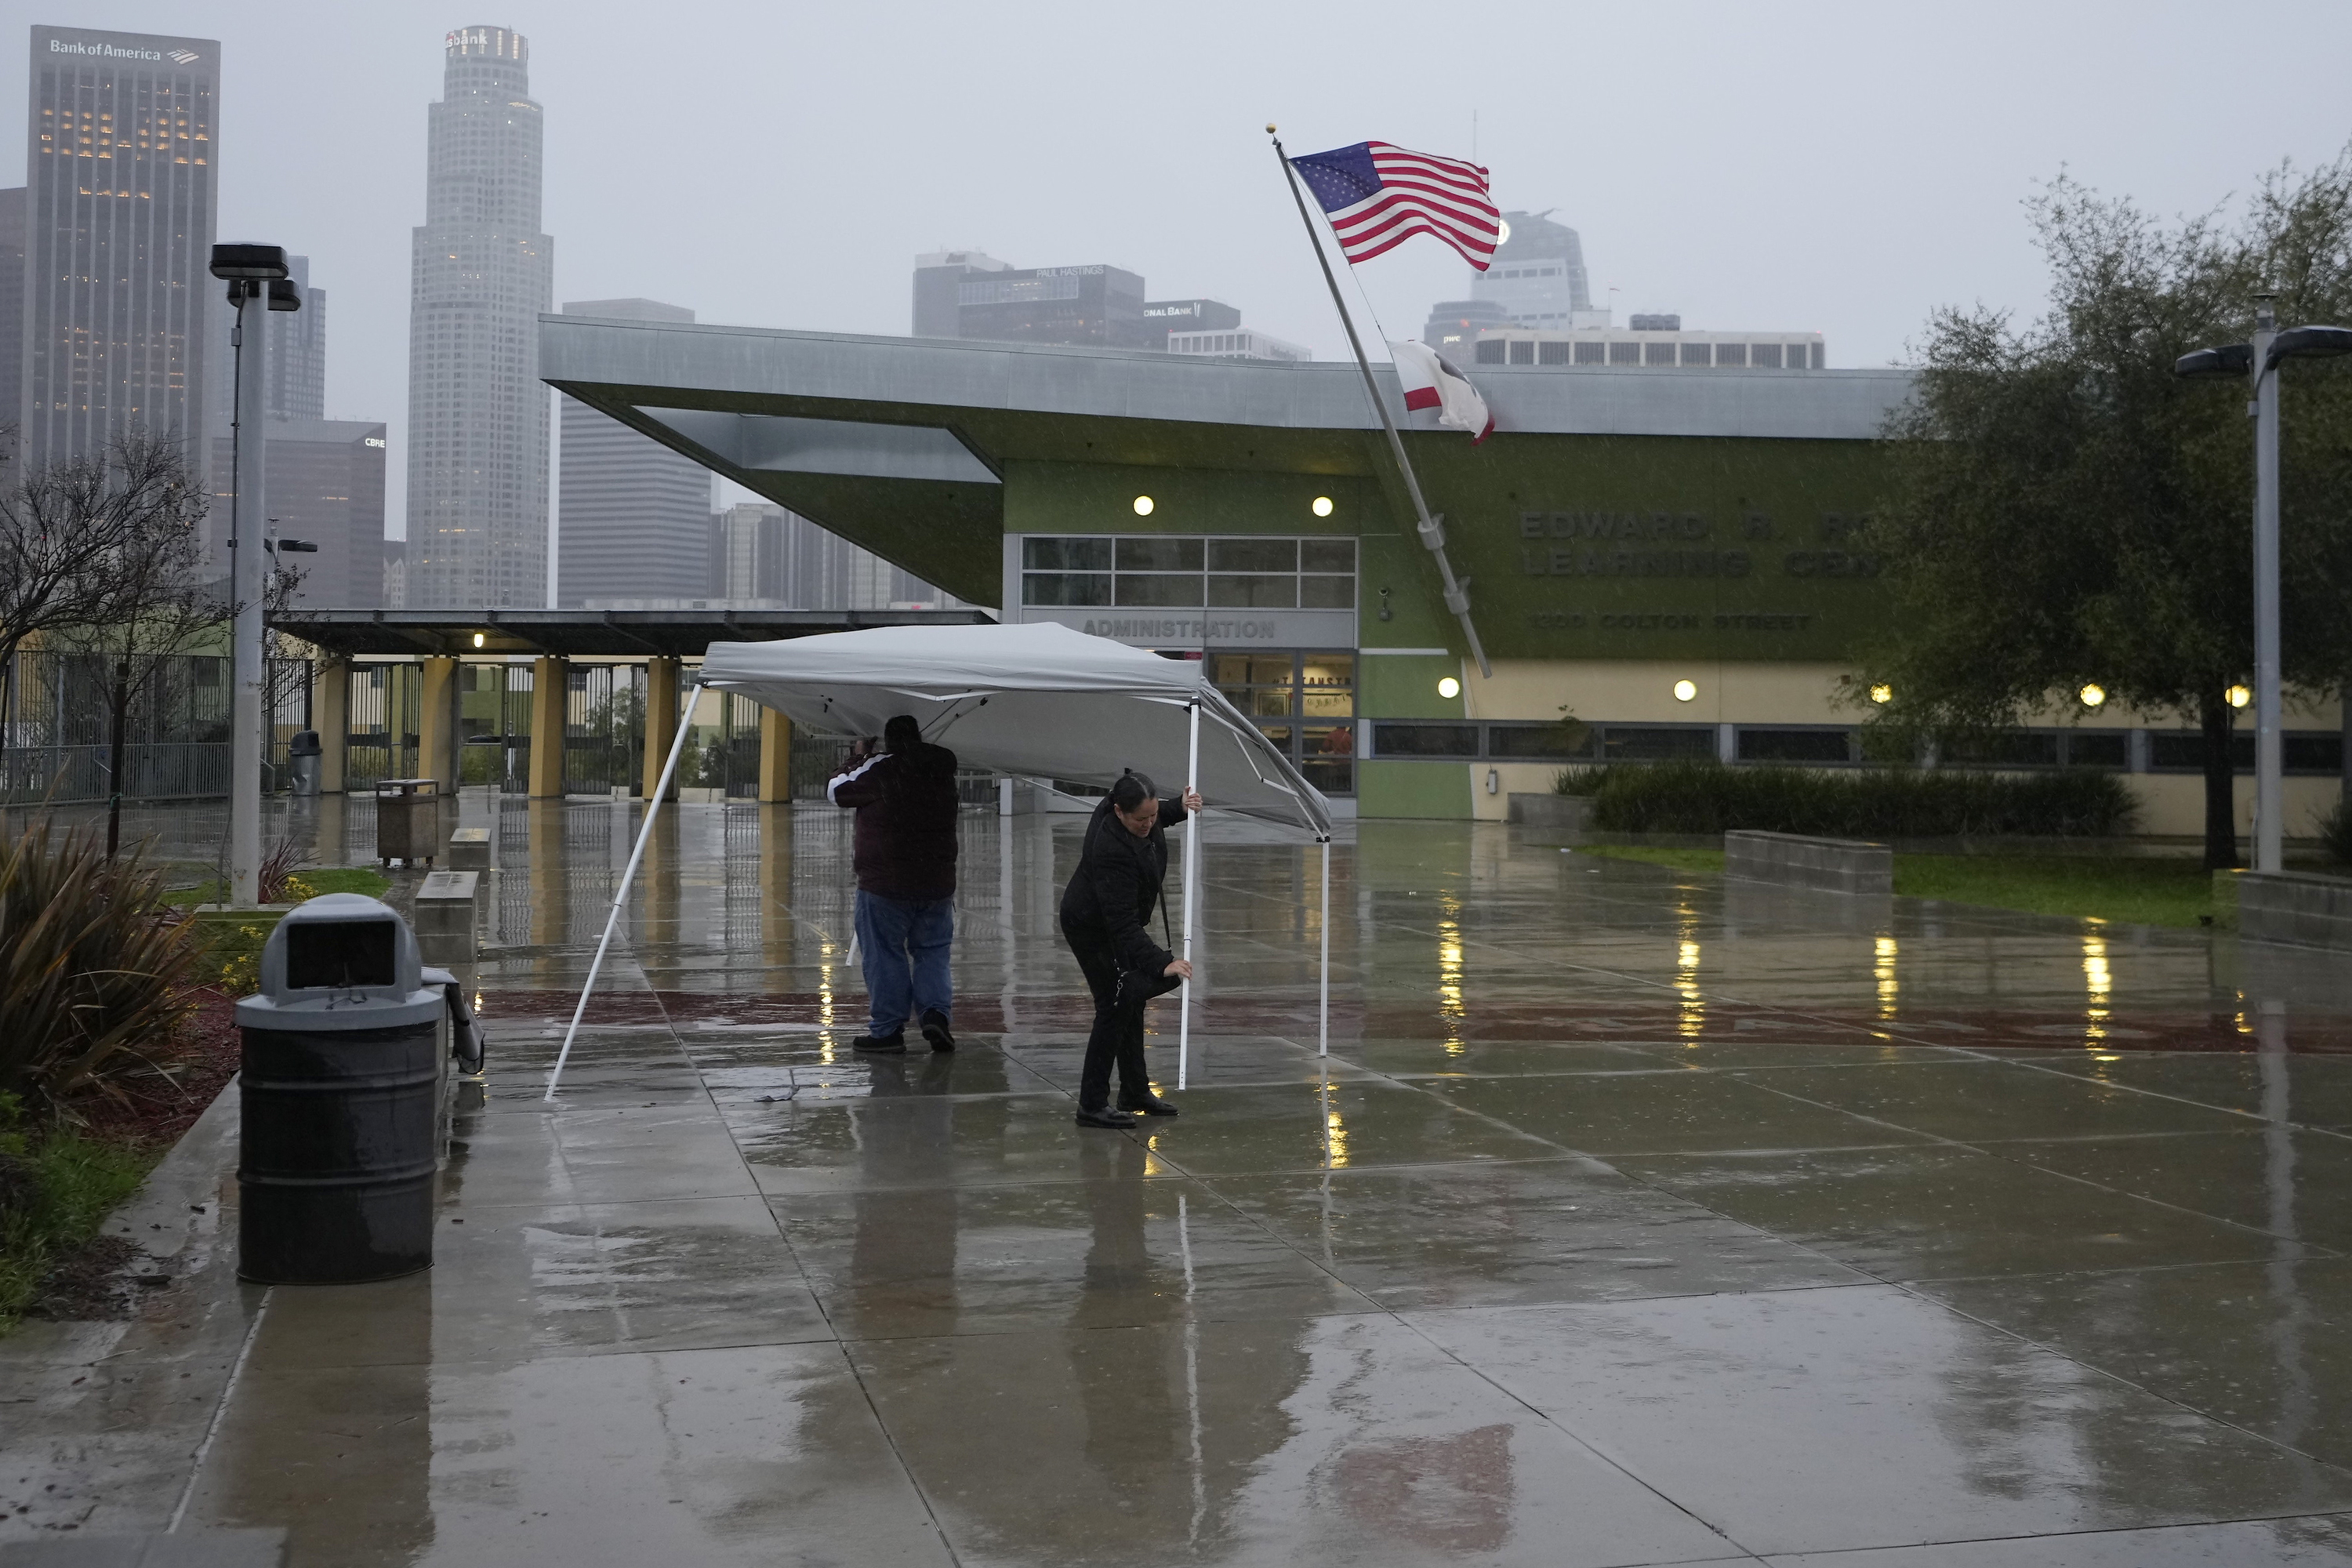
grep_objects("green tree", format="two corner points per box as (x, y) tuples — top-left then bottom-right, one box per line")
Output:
(1860, 154), (2352, 869)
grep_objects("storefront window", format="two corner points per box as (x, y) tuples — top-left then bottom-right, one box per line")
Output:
(1210, 651), (1352, 795)
(1022, 535), (1354, 612)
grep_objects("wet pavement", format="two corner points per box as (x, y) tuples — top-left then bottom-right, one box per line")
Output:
(9, 793), (2352, 1564)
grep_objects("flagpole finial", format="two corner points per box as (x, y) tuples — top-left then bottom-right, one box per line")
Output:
(1265, 122), (1277, 134)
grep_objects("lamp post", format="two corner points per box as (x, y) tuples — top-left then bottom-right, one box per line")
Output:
(208, 243), (302, 907)
(2176, 304), (2352, 873)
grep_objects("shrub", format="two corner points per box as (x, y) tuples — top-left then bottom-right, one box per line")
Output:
(0, 819), (201, 1112)
(2320, 801), (2352, 866)
(1554, 760), (2139, 838)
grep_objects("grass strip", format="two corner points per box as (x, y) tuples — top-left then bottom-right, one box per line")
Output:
(0, 1106), (157, 1331)
(163, 866), (391, 908)
(1573, 845), (2215, 928)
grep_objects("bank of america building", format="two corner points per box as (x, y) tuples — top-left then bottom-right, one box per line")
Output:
(17, 27), (220, 469)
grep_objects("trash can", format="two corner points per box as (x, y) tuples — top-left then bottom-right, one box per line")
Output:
(374, 778), (438, 868)
(235, 894), (442, 1284)
(287, 729), (323, 797)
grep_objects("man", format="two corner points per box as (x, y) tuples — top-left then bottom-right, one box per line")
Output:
(829, 713), (960, 1052)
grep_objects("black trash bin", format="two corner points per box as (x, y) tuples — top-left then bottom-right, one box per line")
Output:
(235, 894), (443, 1284)
(287, 728), (323, 797)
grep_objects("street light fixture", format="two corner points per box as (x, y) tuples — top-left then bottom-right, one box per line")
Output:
(2175, 299), (2352, 873)
(209, 241), (301, 908)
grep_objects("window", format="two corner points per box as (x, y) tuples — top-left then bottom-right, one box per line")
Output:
(1794, 343), (1817, 369)
(1575, 340), (1606, 365)
(1715, 342), (1748, 368)
(1023, 535), (1350, 612)
(1538, 339), (1569, 364)
(1476, 339), (1506, 364)
(1945, 731), (2060, 768)
(1603, 727), (1714, 760)
(1680, 343), (1711, 367)
(1751, 343), (1782, 368)
(1738, 728), (1852, 764)
(1508, 339), (1534, 364)
(1375, 723), (1479, 757)
(1644, 342), (1677, 366)
(1609, 341), (1641, 365)
(1489, 724), (1587, 759)
(2067, 733), (2129, 770)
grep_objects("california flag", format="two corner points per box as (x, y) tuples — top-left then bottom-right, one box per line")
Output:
(1389, 339), (1494, 444)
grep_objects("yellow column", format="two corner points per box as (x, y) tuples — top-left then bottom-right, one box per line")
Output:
(314, 657), (348, 794)
(643, 656), (682, 801)
(528, 655), (568, 798)
(757, 707), (793, 803)
(419, 655), (461, 793)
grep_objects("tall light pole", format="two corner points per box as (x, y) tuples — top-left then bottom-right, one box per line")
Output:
(2176, 309), (2352, 874)
(209, 243), (301, 907)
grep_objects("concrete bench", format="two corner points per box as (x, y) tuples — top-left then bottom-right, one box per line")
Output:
(413, 869), (479, 967)
(1724, 829), (1892, 897)
(445, 826), (490, 871)
(2213, 869), (2352, 950)
(1507, 793), (1592, 837)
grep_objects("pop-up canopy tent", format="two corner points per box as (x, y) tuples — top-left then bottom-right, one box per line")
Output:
(544, 622), (1338, 1099)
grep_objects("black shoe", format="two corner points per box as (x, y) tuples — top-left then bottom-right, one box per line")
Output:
(920, 1009), (956, 1052)
(851, 1030), (906, 1054)
(1073, 1105), (1135, 1129)
(1117, 1091), (1178, 1117)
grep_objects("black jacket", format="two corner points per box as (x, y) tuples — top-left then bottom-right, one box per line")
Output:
(829, 742), (960, 900)
(1058, 795), (1185, 975)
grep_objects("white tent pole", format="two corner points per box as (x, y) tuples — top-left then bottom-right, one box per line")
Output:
(545, 681), (706, 1102)
(1178, 696), (1201, 1091)
(1319, 834), (1331, 1055)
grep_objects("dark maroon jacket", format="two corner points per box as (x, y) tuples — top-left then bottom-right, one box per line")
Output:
(828, 742), (960, 900)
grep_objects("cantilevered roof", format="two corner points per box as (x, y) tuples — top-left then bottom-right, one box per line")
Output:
(539, 315), (1917, 604)
(279, 607), (993, 659)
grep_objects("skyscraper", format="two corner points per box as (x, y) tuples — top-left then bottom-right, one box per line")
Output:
(405, 25), (552, 608)
(556, 298), (711, 606)
(20, 27), (220, 471)
(0, 187), (24, 435)
(261, 253), (325, 422)
(1424, 209), (1602, 345)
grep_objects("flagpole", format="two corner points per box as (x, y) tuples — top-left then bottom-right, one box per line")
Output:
(1269, 127), (1491, 678)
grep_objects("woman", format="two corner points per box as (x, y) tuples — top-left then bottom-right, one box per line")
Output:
(1058, 771), (1201, 1129)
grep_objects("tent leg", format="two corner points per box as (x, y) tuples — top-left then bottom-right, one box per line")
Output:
(545, 683), (706, 1102)
(1178, 698), (1201, 1092)
(1319, 834), (1330, 1056)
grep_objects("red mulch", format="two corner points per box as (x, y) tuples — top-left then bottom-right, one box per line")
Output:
(72, 985), (241, 1146)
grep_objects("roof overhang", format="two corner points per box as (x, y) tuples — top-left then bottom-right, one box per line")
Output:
(278, 608), (995, 659)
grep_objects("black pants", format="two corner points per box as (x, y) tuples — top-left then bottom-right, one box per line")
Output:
(1064, 927), (1151, 1112)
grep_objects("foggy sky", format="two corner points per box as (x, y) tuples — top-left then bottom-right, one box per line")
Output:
(9, 0), (2350, 539)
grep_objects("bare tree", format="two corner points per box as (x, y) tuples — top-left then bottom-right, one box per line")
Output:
(0, 432), (172, 771)
(59, 438), (219, 856)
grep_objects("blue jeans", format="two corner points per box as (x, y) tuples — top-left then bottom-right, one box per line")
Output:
(855, 891), (953, 1036)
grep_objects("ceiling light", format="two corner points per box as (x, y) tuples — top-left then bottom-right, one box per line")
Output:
(1132, 495), (1153, 516)
(1312, 495), (1334, 517)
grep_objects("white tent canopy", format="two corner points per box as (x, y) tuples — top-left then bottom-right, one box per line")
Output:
(697, 622), (1334, 836)
(543, 622), (1338, 1102)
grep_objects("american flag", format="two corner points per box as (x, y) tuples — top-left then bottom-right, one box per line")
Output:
(1288, 142), (1499, 270)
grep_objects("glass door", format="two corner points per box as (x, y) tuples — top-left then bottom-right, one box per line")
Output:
(1211, 651), (1354, 796)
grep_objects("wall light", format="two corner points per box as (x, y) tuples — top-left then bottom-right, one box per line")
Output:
(1868, 683), (1893, 705)
(1437, 676), (1461, 699)
(472, 631), (486, 648)
(1485, 768), (1499, 795)
(2227, 684), (2252, 710)
(1132, 495), (1154, 516)
(1312, 495), (1334, 517)
(2078, 684), (2107, 709)
(1672, 679), (1697, 702)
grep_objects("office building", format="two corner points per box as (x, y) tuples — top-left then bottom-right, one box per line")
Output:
(20, 27), (220, 471)
(405, 25), (553, 608)
(590, 500), (957, 612)
(260, 253), (325, 422)
(1475, 209), (1602, 332)
(210, 420), (387, 606)
(957, 262), (1152, 348)
(1421, 298), (1510, 354)
(1166, 327), (1309, 362)
(912, 249), (1010, 336)
(0, 187), (22, 436)
(1140, 297), (1239, 348)
(1470, 325), (1826, 369)
(556, 298), (711, 607)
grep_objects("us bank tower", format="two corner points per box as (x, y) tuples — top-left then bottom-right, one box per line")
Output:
(405, 25), (552, 608)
